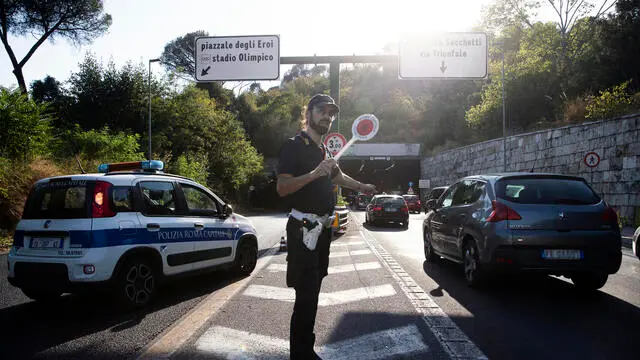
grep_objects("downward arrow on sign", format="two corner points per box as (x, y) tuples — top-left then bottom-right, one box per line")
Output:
(201, 66), (211, 76)
(440, 60), (447, 74)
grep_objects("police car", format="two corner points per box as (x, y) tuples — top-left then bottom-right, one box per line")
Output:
(7, 160), (259, 308)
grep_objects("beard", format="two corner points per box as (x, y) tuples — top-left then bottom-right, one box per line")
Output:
(309, 119), (331, 135)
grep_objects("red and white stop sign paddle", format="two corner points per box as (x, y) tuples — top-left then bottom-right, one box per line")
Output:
(334, 114), (379, 160)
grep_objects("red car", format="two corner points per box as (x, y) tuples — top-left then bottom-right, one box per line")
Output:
(402, 194), (421, 213)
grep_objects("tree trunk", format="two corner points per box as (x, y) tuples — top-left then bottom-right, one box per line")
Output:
(12, 66), (26, 93)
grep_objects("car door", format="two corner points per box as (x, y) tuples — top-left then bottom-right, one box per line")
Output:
(442, 180), (486, 258)
(136, 180), (193, 275)
(430, 183), (459, 255)
(178, 182), (235, 270)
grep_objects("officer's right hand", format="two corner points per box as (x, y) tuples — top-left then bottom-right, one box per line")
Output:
(312, 159), (337, 178)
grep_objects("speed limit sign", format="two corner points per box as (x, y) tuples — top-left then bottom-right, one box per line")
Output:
(324, 132), (347, 156)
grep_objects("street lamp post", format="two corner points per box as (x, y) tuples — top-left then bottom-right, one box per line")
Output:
(501, 48), (506, 172)
(494, 41), (507, 172)
(148, 58), (161, 160)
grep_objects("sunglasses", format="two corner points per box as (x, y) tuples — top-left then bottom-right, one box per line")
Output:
(313, 104), (338, 116)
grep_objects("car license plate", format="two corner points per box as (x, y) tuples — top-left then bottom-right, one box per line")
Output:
(542, 249), (582, 260)
(385, 207), (395, 212)
(30, 237), (62, 249)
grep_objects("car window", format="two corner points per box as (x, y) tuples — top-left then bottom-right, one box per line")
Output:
(439, 184), (458, 208)
(140, 181), (177, 216)
(496, 177), (600, 205)
(181, 184), (218, 215)
(23, 179), (89, 219)
(452, 180), (485, 206)
(111, 186), (134, 212)
(430, 188), (445, 199)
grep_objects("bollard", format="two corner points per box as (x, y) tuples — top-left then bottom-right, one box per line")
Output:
(279, 236), (287, 252)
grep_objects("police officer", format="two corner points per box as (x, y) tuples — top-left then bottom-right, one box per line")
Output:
(277, 94), (376, 359)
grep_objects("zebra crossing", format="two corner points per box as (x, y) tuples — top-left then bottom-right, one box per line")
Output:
(169, 227), (485, 360)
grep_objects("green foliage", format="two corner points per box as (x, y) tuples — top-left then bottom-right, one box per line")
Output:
(585, 81), (634, 120)
(52, 125), (144, 171)
(67, 54), (152, 134)
(0, 88), (51, 160)
(167, 153), (209, 185)
(154, 86), (263, 193)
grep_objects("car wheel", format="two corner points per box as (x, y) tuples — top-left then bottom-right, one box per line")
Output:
(21, 288), (62, 302)
(424, 231), (437, 262)
(571, 272), (608, 291)
(463, 239), (485, 288)
(116, 256), (157, 309)
(233, 241), (258, 276)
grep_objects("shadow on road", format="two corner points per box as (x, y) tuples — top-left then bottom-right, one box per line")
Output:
(0, 269), (248, 360)
(421, 258), (640, 360)
(361, 222), (408, 232)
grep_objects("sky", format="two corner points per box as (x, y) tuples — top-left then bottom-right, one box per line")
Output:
(0, 0), (560, 91)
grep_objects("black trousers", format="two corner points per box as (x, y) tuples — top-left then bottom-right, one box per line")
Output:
(286, 217), (331, 359)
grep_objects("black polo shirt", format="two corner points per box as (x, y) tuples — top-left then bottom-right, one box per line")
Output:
(277, 131), (337, 216)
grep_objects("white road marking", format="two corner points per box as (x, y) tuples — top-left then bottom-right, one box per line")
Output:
(329, 249), (372, 258)
(195, 324), (428, 360)
(360, 228), (488, 359)
(242, 284), (396, 306)
(317, 324), (428, 360)
(196, 326), (288, 359)
(330, 241), (365, 247)
(267, 261), (381, 274)
(137, 245), (281, 360)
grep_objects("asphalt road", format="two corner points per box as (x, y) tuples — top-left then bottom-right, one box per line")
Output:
(0, 213), (287, 360)
(2, 211), (638, 359)
(351, 210), (640, 360)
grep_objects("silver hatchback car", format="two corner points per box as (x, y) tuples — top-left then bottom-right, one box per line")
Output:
(423, 173), (622, 290)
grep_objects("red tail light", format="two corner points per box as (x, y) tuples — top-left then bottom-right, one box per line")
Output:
(417, 200), (421, 206)
(602, 207), (618, 226)
(93, 181), (115, 218)
(401, 206), (408, 213)
(372, 206), (382, 212)
(487, 200), (521, 222)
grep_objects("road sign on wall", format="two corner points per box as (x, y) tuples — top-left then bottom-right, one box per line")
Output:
(195, 35), (280, 81)
(399, 32), (487, 79)
(418, 179), (430, 188)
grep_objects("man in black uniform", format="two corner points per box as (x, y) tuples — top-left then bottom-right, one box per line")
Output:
(277, 94), (376, 359)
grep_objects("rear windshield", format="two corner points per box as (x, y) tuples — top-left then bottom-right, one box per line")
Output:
(23, 179), (90, 219)
(377, 197), (406, 206)
(496, 177), (600, 205)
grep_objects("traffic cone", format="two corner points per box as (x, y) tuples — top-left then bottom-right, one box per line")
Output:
(279, 236), (287, 252)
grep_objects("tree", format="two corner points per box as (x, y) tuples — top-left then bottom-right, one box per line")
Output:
(0, 0), (112, 93)
(160, 30), (208, 82)
(0, 87), (51, 160)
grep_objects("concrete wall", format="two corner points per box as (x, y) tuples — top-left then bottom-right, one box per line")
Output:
(420, 113), (640, 226)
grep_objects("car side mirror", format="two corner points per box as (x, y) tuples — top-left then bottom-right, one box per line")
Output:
(426, 199), (437, 211)
(222, 203), (233, 217)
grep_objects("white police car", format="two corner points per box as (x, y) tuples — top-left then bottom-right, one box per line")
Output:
(7, 160), (258, 308)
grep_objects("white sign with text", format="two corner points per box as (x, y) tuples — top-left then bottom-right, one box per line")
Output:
(399, 32), (487, 79)
(195, 35), (280, 81)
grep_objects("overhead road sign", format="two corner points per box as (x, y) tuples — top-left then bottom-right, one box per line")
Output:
(399, 32), (487, 79)
(195, 35), (280, 81)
